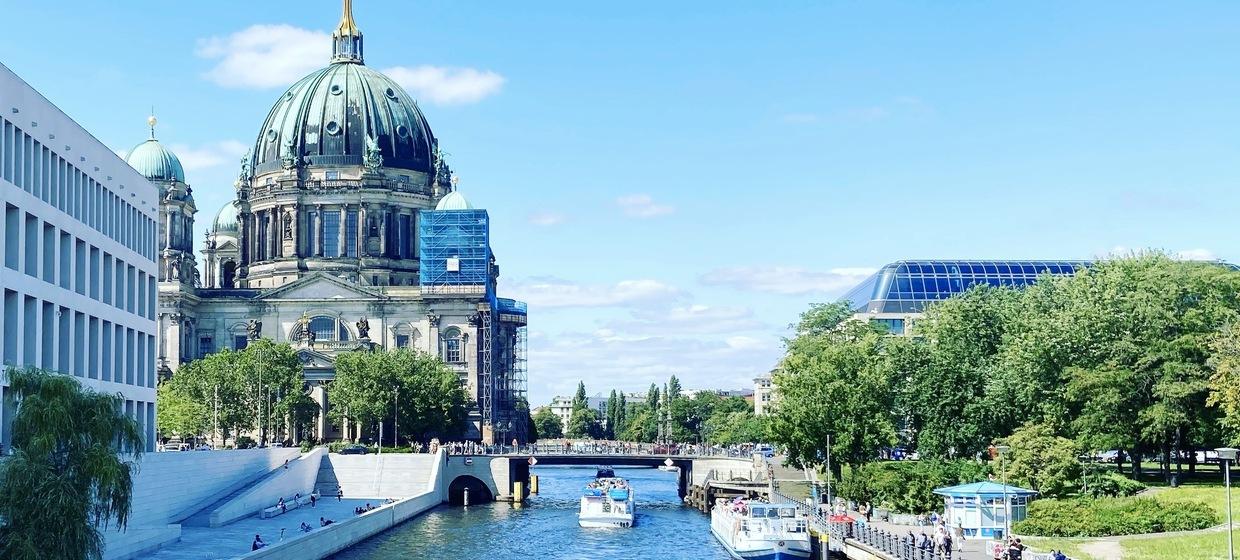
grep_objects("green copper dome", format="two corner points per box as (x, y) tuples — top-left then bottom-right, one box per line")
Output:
(126, 137), (185, 183)
(250, 63), (436, 176)
(213, 202), (239, 234)
(248, 2), (436, 176)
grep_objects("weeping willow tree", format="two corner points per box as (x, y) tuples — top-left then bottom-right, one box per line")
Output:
(0, 367), (144, 560)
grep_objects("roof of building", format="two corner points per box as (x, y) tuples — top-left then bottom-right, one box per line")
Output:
(435, 191), (473, 210)
(843, 259), (1089, 315)
(248, 2), (436, 177)
(125, 117), (186, 182)
(213, 202), (239, 234)
(933, 481), (1038, 497)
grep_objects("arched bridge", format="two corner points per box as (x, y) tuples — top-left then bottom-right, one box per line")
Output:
(440, 444), (764, 502)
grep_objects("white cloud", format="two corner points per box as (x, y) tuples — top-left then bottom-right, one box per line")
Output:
(527, 329), (780, 405)
(609, 304), (766, 335)
(527, 212), (566, 226)
(616, 194), (674, 218)
(168, 140), (249, 172)
(503, 277), (682, 309)
(196, 25), (330, 89)
(1176, 248), (1218, 261)
(699, 266), (877, 296)
(383, 65), (505, 105)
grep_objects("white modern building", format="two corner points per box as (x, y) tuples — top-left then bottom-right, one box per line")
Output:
(548, 395), (607, 433)
(754, 371), (777, 416)
(0, 62), (160, 451)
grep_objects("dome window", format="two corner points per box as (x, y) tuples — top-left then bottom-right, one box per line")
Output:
(285, 91), (295, 102)
(325, 121), (341, 135)
(330, 84), (344, 96)
(266, 129), (278, 141)
(396, 124), (409, 138)
(385, 87), (399, 100)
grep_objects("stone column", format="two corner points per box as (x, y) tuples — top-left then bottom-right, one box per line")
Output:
(312, 385), (328, 442)
(358, 203), (369, 257)
(238, 212), (249, 268)
(270, 207), (280, 259)
(338, 206), (347, 258)
(164, 212), (173, 249)
(314, 204), (324, 257)
(378, 205), (388, 258)
(412, 210), (419, 259)
(289, 204), (299, 258)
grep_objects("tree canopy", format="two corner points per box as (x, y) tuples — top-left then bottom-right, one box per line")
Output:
(0, 367), (144, 560)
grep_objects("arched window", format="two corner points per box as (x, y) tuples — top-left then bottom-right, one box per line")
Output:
(308, 316), (350, 342)
(441, 327), (462, 363)
(392, 325), (421, 349)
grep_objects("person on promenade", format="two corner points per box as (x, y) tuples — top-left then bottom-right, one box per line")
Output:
(337, 485), (344, 502)
(310, 493), (317, 508)
(277, 497), (286, 514)
(252, 534), (266, 550)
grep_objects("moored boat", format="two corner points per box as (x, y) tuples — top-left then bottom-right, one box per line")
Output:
(710, 499), (811, 560)
(579, 477), (635, 528)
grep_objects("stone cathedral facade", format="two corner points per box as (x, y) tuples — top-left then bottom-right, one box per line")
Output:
(130, 1), (528, 444)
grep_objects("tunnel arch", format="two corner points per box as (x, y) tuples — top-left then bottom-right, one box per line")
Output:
(448, 475), (494, 506)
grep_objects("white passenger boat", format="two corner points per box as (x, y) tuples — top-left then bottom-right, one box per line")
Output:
(578, 477), (635, 528)
(710, 499), (812, 560)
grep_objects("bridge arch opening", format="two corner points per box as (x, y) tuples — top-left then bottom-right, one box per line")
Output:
(448, 475), (493, 506)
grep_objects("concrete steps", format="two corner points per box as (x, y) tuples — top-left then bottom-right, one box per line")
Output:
(314, 454), (437, 499)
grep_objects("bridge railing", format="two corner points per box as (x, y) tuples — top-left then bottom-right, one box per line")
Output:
(451, 441), (758, 458)
(828, 521), (952, 560)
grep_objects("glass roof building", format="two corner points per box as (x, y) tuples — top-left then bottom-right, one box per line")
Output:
(842, 260), (1090, 334)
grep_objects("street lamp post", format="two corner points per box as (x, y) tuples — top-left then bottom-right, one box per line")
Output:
(1218, 447), (1238, 560)
(996, 444), (1011, 539)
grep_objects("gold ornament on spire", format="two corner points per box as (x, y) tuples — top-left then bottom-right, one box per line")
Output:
(147, 112), (158, 139)
(334, 0), (360, 37)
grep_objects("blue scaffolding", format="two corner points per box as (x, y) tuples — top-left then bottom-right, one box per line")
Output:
(417, 209), (491, 290)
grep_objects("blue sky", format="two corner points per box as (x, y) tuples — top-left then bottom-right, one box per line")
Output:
(3, 1), (1237, 405)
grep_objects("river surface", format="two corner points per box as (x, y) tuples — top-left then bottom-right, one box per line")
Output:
(330, 466), (732, 559)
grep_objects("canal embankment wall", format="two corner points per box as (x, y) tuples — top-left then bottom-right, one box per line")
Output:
(209, 447), (327, 526)
(102, 447), (302, 560)
(240, 450), (447, 560)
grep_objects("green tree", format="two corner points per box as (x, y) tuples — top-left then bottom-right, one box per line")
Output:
(646, 383), (659, 410)
(155, 381), (209, 439)
(567, 407), (603, 439)
(998, 423), (1082, 498)
(0, 368), (144, 560)
(332, 349), (468, 444)
(573, 381), (588, 411)
(770, 303), (898, 471)
(667, 375), (682, 401)
(616, 392), (628, 436)
(532, 407), (564, 439)
(1209, 323), (1240, 444)
(621, 404), (657, 442)
(605, 390), (619, 439)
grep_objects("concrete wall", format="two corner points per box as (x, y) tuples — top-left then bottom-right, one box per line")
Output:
(209, 448), (326, 527)
(102, 448), (300, 560)
(314, 453), (440, 499)
(691, 457), (760, 485)
(441, 456), (513, 500)
(240, 451), (447, 560)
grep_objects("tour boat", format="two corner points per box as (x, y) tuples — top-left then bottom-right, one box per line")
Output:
(578, 477), (635, 528)
(710, 499), (811, 560)
(657, 465), (680, 472)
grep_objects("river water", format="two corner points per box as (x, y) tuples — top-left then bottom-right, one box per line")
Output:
(330, 466), (732, 559)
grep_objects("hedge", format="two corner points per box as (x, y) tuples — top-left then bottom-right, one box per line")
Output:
(1014, 497), (1216, 537)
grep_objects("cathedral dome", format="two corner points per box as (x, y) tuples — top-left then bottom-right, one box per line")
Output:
(126, 118), (186, 183)
(248, 3), (436, 177)
(213, 202), (239, 234)
(435, 191), (473, 210)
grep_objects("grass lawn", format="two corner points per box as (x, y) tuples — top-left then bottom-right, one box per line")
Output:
(1018, 485), (1234, 559)
(1019, 537), (1099, 560)
(1122, 528), (1240, 560)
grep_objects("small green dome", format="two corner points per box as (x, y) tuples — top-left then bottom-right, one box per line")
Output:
(125, 138), (185, 182)
(213, 202), (239, 234)
(435, 191), (473, 210)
